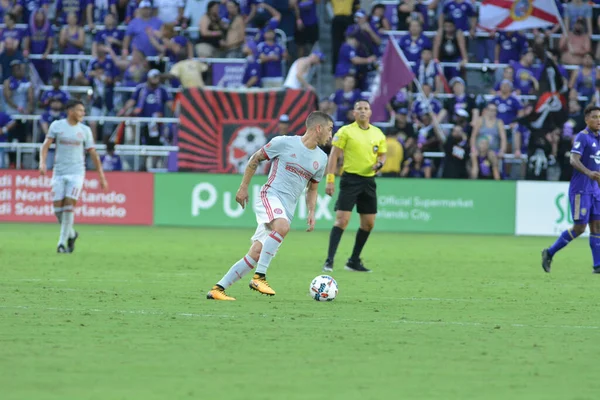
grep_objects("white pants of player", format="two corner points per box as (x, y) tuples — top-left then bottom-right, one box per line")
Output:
(52, 174), (84, 201)
(251, 194), (290, 244)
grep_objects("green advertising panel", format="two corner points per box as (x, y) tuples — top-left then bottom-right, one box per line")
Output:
(154, 174), (516, 234)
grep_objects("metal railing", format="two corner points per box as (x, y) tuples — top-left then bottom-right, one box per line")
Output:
(6, 115), (179, 171)
(0, 142), (177, 171)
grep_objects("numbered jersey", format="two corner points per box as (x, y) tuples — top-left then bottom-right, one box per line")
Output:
(570, 128), (600, 194)
(48, 119), (95, 177)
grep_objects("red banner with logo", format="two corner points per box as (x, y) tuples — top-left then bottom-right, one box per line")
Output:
(178, 88), (318, 172)
(0, 171), (154, 225)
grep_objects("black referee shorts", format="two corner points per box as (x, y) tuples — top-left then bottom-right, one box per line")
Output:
(335, 172), (377, 214)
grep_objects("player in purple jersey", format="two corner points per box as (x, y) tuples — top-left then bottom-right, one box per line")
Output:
(207, 112), (333, 301)
(542, 105), (600, 273)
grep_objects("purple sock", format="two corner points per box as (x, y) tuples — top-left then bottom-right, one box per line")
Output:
(590, 235), (600, 268)
(548, 229), (578, 257)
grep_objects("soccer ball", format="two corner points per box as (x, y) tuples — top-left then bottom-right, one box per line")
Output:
(309, 275), (338, 302)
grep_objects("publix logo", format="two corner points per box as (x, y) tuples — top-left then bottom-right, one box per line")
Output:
(554, 193), (573, 224)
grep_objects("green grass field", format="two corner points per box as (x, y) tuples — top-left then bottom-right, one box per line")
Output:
(1, 223), (600, 400)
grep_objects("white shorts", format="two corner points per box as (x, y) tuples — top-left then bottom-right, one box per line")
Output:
(250, 194), (290, 244)
(52, 174), (84, 202)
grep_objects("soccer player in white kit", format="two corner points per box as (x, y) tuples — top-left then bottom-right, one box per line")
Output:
(39, 100), (109, 253)
(207, 111), (333, 300)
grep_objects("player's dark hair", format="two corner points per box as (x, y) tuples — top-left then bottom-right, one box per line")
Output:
(584, 104), (600, 118)
(306, 111), (333, 128)
(354, 99), (371, 108)
(65, 99), (84, 111)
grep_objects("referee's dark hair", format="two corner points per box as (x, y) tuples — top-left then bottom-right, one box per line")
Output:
(354, 99), (370, 108)
(65, 99), (85, 111)
(584, 104), (600, 118)
(306, 111), (333, 128)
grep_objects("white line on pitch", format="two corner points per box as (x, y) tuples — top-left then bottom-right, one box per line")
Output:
(1, 305), (598, 330)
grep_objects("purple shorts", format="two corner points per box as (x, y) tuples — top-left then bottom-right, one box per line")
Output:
(570, 192), (600, 224)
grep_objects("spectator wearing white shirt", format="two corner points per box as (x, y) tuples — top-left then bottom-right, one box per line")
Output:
(154, 0), (185, 25)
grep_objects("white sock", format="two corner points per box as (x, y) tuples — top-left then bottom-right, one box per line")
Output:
(256, 231), (284, 275)
(217, 254), (257, 289)
(59, 206), (74, 247)
(54, 206), (63, 224)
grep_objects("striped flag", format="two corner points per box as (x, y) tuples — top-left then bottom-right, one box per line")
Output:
(478, 0), (561, 32)
(370, 40), (415, 122)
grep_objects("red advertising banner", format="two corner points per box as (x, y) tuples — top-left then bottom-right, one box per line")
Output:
(178, 88), (318, 172)
(0, 171), (154, 225)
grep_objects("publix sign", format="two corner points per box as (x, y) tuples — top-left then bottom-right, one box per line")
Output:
(515, 181), (585, 236)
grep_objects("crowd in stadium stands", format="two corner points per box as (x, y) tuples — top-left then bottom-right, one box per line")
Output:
(0, 0), (598, 180)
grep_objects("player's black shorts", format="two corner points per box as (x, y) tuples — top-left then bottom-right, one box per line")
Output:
(295, 24), (319, 46)
(335, 172), (377, 214)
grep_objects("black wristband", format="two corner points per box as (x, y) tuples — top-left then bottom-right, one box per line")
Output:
(376, 161), (383, 170)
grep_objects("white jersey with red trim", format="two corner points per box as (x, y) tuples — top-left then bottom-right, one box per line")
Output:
(47, 119), (95, 177)
(259, 135), (327, 221)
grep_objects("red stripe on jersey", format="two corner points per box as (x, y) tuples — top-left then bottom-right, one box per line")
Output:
(260, 159), (278, 221)
(261, 147), (270, 160)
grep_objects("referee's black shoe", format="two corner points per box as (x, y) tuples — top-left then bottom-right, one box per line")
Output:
(322, 259), (334, 272)
(344, 258), (372, 273)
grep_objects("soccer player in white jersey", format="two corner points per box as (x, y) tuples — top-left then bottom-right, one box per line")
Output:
(39, 100), (109, 253)
(207, 111), (333, 300)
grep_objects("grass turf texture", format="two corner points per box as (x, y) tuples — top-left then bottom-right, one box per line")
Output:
(1, 223), (600, 400)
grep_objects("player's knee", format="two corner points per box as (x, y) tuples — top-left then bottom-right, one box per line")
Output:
(573, 225), (586, 236)
(271, 218), (290, 237)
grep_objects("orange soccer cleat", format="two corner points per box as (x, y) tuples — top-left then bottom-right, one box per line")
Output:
(249, 274), (276, 296)
(206, 286), (236, 301)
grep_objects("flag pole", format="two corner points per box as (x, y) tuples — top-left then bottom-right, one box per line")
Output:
(391, 38), (447, 141)
(550, 0), (568, 36)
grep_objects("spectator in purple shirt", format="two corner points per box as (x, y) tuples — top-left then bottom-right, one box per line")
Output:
(23, 7), (53, 83)
(40, 72), (70, 109)
(123, 0), (163, 57)
(101, 142), (123, 172)
(81, 45), (118, 140)
(257, 26), (286, 87)
(510, 48), (538, 95)
(40, 98), (67, 141)
(14, 0), (49, 24)
(294, 0), (319, 58)
(242, 42), (261, 88)
(334, 32), (376, 87)
(93, 13), (123, 58)
(0, 12), (25, 82)
(0, 111), (16, 168)
(329, 75), (362, 123)
(494, 31), (528, 64)
(87, 0), (118, 31)
(59, 12), (86, 83)
(349, 9), (381, 57)
(0, 0), (13, 22)
(490, 79), (524, 125)
(124, 0), (138, 24)
(439, 0), (476, 34)
(398, 19), (432, 64)
(415, 48), (442, 93)
(55, 0), (86, 25)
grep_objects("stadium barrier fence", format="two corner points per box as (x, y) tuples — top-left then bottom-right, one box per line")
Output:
(0, 171), (578, 237)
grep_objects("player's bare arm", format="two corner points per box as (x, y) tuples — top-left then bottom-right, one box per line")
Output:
(39, 137), (54, 176)
(373, 153), (387, 171)
(306, 181), (319, 232)
(236, 149), (268, 208)
(88, 147), (109, 190)
(325, 146), (343, 197)
(570, 153), (600, 183)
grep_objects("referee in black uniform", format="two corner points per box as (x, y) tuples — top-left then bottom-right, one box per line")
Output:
(323, 100), (387, 272)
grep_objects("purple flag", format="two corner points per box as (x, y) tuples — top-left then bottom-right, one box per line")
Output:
(370, 40), (415, 122)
